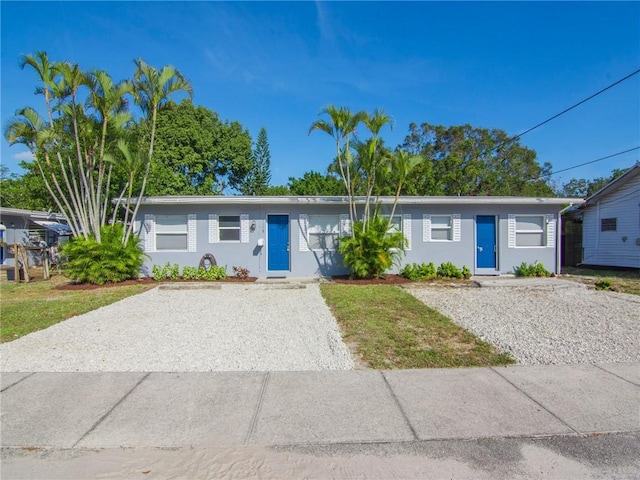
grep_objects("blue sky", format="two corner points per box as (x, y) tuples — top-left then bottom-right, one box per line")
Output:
(2, 1), (639, 190)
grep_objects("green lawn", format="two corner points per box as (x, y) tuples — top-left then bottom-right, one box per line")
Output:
(561, 267), (640, 295)
(320, 284), (514, 369)
(0, 275), (155, 343)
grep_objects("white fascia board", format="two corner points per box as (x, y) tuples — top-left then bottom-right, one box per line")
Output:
(137, 195), (584, 207)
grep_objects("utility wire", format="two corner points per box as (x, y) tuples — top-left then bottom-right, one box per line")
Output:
(547, 147), (640, 176)
(502, 68), (640, 148)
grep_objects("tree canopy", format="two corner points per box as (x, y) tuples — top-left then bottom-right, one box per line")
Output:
(136, 99), (253, 195)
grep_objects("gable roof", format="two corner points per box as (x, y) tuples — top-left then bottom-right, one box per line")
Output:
(584, 163), (640, 205)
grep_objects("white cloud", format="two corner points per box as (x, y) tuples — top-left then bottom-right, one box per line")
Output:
(13, 151), (33, 161)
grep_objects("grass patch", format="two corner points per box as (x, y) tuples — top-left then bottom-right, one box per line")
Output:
(320, 284), (514, 369)
(0, 275), (155, 343)
(561, 267), (640, 296)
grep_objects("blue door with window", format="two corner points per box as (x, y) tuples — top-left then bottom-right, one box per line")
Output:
(476, 216), (496, 269)
(268, 215), (289, 271)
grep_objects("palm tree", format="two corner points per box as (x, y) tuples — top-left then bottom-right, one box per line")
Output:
(125, 59), (192, 243)
(309, 105), (366, 225)
(360, 108), (392, 226)
(85, 70), (134, 228)
(109, 139), (148, 231)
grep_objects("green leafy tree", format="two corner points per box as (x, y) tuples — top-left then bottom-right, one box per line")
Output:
(241, 127), (272, 195)
(287, 171), (344, 195)
(134, 99), (252, 196)
(560, 168), (629, 198)
(401, 123), (554, 197)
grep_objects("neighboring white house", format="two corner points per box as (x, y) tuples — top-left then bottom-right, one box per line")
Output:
(581, 163), (640, 268)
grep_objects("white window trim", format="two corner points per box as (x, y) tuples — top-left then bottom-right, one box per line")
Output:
(508, 214), (552, 248)
(299, 213), (351, 252)
(423, 214), (461, 242)
(209, 214), (249, 244)
(307, 214), (341, 251)
(151, 214), (195, 253)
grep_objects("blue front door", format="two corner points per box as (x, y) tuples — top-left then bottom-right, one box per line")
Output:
(476, 216), (497, 269)
(268, 215), (290, 271)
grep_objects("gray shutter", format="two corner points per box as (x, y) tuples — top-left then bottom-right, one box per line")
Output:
(546, 214), (555, 248)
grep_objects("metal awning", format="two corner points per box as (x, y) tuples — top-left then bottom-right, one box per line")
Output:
(33, 221), (73, 236)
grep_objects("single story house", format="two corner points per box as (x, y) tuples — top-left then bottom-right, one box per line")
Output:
(580, 163), (640, 269)
(134, 195), (581, 278)
(0, 207), (72, 267)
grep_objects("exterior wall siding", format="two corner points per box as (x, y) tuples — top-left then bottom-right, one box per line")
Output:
(137, 201), (563, 277)
(582, 173), (640, 268)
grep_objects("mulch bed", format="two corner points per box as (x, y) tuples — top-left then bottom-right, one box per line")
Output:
(54, 276), (258, 291)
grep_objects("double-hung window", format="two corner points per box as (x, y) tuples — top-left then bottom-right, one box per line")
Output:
(155, 215), (188, 250)
(219, 215), (241, 242)
(308, 215), (340, 250)
(430, 215), (452, 241)
(515, 215), (545, 247)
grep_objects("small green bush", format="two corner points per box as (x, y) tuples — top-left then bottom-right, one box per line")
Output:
(400, 262), (437, 281)
(462, 265), (472, 280)
(199, 265), (226, 280)
(595, 278), (612, 291)
(181, 266), (200, 280)
(151, 262), (179, 281)
(338, 214), (406, 279)
(61, 224), (146, 285)
(514, 261), (551, 277)
(437, 261), (463, 279)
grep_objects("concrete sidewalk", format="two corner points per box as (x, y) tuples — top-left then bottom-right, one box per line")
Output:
(2, 363), (638, 449)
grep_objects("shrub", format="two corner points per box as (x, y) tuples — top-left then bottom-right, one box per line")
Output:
(437, 261), (463, 279)
(61, 224), (146, 285)
(199, 265), (226, 280)
(181, 266), (200, 280)
(232, 266), (250, 279)
(338, 214), (406, 279)
(462, 265), (472, 280)
(151, 262), (177, 281)
(400, 262), (437, 281)
(514, 261), (551, 277)
(595, 278), (612, 291)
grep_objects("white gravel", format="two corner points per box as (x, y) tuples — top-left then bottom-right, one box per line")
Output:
(405, 280), (640, 365)
(0, 284), (354, 372)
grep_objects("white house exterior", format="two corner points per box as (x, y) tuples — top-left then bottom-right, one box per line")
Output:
(581, 164), (640, 268)
(134, 195), (581, 278)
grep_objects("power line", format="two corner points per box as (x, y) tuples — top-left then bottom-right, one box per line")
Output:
(548, 147), (639, 176)
(503, 68), (640, 147)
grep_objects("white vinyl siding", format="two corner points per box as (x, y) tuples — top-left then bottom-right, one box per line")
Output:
(423, 214), (461, 242)
(582, 171), (640, 268)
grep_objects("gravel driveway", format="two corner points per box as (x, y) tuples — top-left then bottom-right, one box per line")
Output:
(0, 284), (354, 372)
(405, 279), (640, 365)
